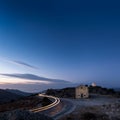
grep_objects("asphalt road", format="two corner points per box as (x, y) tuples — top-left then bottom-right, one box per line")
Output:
(30, 94), (76, 120)
(52, 98), (76, 120)
(30, 94), (60, 113)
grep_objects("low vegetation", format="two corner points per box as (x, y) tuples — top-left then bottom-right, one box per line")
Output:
(0, 110), (53, 120)
(46, 86), (120, 98)
(41, 97), (52, 106)
(0, 89), (23, 104)
(59, 104), (120, 120)
(89, 86), (120, 97)
(46, 87), (75, 98)
(0, 95), (42, 112)
(0, 95), (52, 112)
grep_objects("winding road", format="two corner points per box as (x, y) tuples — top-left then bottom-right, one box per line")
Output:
(53, 98), (76, 120)
(29, 94), (120, 120)
(30, 94), (60, 113)
(30, 94), (75, 120)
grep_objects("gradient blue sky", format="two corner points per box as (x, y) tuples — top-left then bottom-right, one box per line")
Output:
(0, 0), (120, 90)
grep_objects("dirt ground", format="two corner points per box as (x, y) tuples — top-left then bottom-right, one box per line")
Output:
(59, 95), (120, 120)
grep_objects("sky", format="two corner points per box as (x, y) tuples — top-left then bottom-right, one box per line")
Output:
(0, 0), (120, 92)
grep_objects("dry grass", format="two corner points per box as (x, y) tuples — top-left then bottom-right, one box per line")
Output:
(0, 96), (42, 112)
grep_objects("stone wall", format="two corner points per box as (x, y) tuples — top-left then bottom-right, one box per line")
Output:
(75, 85), (89, 98)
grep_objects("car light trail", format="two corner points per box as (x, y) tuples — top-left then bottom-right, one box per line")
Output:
(30, 94), (60, 113)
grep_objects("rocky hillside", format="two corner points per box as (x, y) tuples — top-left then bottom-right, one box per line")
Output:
(0, 94), (52, 112)
(0, 89), (23, 104)
(0, 95), (41, 112)
(46, 87), (75, 98)
(0, 110), (53, 120)
(6, 89), (32, 96)
(59, 102), (120, 120)
(89, 86), (120, 97)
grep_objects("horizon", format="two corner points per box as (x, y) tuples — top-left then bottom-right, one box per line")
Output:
(0, 0), (120, 92)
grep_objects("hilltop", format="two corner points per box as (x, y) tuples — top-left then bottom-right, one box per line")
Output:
(46, 86), (120, 98)
(5, 89), (32, 96)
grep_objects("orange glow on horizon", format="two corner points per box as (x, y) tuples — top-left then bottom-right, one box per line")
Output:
(0, 76), (52, 85)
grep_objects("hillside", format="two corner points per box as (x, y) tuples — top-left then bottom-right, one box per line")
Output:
(89, 86), (120, 97)
(46, 87), (75, 98)
(0, 89), (23, 104)
(46, 86), (120, 98)
(0, 91), (52, 113)
(6, 89), (32, 96)
(0, 110), (53, 120)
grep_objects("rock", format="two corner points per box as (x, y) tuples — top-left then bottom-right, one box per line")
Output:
(0, 110), (53, 120)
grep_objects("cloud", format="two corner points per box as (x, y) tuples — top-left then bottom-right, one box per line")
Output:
(0, 73), (75, 93)
(0, 56), (38, 70)
(0, 73), (71, 83)
(12, 60), (38, 70)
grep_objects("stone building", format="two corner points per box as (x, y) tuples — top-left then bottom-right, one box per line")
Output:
(75, 85), (89, 98)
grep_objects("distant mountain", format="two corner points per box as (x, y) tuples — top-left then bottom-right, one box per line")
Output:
(6, 89), (32, 96)
(0, 89), (23, 104)
(0, 73), (74, 92)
